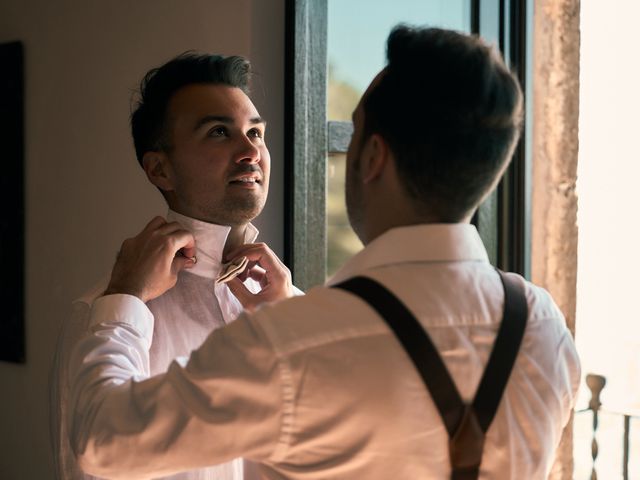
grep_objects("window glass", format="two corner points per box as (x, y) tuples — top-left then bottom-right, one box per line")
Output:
(326, 0), (471, 278)
(328, 0), (470, 121)
(327, 153), (353, 275)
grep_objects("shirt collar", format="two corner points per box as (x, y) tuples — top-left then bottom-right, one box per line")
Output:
(327, 223), (489, 286)
(166, 209), (259, 280)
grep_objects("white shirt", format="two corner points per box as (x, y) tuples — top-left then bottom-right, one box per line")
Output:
(52, 210), (261, 480)
(68, 224), (580, 479)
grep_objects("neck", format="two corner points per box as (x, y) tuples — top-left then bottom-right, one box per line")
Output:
(167, 205), (252, 255)
(361, 202), (473, 245)
(166, 207), (255, 258)
(363, 215), (432, 246)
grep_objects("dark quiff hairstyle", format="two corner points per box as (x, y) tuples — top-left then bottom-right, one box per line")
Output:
(363, 26), (523, 222)
(131, 53), (251, 166)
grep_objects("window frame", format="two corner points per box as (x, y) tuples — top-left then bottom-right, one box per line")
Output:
(284, 0), (329, 290)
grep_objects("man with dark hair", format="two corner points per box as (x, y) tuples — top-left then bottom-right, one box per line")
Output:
(52, 53), (292, 479)
(356, 27), (523, 224)
(68, 27), (580, 479)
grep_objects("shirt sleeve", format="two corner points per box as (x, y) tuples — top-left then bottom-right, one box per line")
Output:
(68, 294), (284, 480)
(51, 300), (102, 480)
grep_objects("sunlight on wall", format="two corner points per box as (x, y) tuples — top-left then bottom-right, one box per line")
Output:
(577, 0), (640, 412)
(575, 0), (640, 476)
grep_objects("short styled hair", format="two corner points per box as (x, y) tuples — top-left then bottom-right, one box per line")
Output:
(131, 53), (251, 166)
(363, 26), (523, 222)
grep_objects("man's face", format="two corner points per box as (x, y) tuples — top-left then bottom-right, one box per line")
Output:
(161, 84), (270, 226)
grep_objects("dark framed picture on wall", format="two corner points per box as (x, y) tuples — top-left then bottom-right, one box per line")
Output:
(0, 41), (25, 363)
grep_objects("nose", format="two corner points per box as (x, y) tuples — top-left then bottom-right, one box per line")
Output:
(235, 135), (260, 164)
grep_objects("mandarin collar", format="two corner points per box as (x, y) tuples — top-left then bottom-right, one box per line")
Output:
(166, 209), (259, 280)
(327, 223), (489, 286)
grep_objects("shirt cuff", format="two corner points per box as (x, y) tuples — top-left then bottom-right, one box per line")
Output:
(90, 294), (155, 341)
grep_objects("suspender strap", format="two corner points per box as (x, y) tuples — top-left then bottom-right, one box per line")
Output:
(335, 276), (465, 436)
(333, 271), (528, 479)
(473, 271), (529, 431)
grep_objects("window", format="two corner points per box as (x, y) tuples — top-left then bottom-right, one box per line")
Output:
(326, 0), (470, 277)
(285, 0), (532, 289)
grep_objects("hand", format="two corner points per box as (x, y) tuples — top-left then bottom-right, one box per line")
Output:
(225, 242), (294, 311)
(104, 216), (196, 303)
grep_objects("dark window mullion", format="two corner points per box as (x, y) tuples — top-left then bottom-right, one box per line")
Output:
(473, 0), (501, 267)
(497, 0), (531, 277)
(473, 0), (531, 276)
(285, 0), (328, 290)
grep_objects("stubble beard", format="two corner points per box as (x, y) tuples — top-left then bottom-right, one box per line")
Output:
(224, 191), (266, 225)
(199, 190), (266, 227)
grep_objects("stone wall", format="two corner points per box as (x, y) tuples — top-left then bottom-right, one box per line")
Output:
(531, 0), (581, 478)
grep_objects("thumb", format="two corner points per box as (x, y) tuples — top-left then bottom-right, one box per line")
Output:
(226, 277), (255, 309)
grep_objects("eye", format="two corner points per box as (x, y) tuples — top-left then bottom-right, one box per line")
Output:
(208, 126), (228, 137)
(247, 127), (263, 139)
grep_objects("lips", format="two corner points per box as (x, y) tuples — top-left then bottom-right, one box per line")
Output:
(229, 174), (261, 185)
(228, 168), (263, 186)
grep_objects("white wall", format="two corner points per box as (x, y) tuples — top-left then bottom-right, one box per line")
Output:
(573, 0), (640, 476)
(0, 1), (285, 478)
(248, 0), (285, 251)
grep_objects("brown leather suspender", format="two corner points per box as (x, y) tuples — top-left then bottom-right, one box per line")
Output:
(333, 271), (528, 479)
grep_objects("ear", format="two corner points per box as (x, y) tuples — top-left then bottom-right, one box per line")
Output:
(360, 133), (389, 184)
(142, 151), (174, 192)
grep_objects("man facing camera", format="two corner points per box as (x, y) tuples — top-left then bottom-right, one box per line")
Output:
(68, 27), (580, 479)
(52, 53), (292, 479)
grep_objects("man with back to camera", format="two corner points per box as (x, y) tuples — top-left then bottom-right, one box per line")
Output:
(67, 26), (581, 479)
(51, 53), (295, 479)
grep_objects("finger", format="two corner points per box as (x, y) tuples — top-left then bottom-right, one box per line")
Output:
(154, 223), (197, 259)
(176, 240), (196, 261)
(236, 269), (250, 282)
(225, 243), (278, 264)
(156, 221), (189, 235)
(246, 265), (267, 285)
(243, 259), (260, 273)
(166, 230), (197, 258)
(171, 255), (196, 275)
(236, 264), (266, 284)
(143, 216), (167, 234)
(226, 277), (257, 309)
(224, 242), (257, 259)
(177, 248), (198, 263)
(227, 245), (285, 275)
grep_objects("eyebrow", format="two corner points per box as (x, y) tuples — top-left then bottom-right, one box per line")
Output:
(193, 115), (266, 131)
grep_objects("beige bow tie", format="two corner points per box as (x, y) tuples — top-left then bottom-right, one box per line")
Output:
(216, 256), (249, 285)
